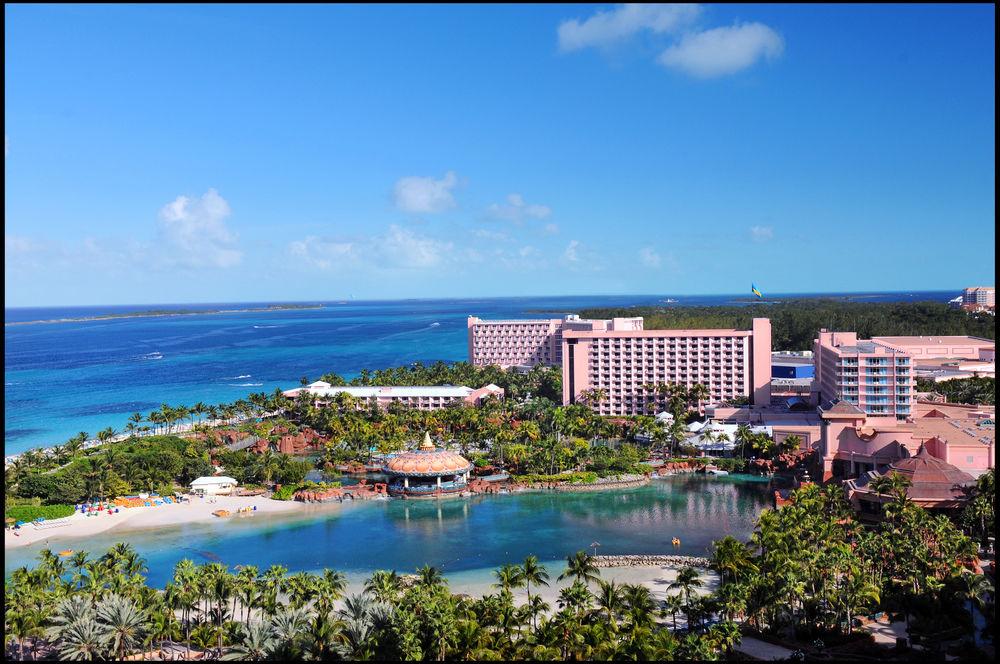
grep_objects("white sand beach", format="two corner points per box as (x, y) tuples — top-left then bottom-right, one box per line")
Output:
(5, 495), (305, 549)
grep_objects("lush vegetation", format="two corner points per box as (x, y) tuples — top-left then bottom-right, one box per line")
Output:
(4, 504), (75, 523)
(5, 377), (793, 508)
(709, 471), (995, 652)
(573, 300), (994, 351)
(6, 472), (994, 661)
(5, 435), (312, 507)
(916, 376), (995, 405)
(270, 481), (342, 501)
(318, 360), (563, 403)
(4, 544), (737, 661)
(512, 471), (599, 485)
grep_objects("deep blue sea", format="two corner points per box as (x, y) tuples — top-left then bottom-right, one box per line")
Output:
(4, 291), (956, 455)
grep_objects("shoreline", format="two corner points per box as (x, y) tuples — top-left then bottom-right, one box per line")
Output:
(4, 495), (306, 549)
(5, 304), (323, 327)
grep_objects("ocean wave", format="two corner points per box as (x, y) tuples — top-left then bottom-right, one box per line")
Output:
(222, 374), (252, 379)
(230, 382), (263, 387)
(138, 352), (163, 360)
(253, 325), (281, 329)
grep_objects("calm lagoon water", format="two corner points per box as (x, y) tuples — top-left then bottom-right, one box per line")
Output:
(5, 474), (773, 586)
(4, 291), (954, 454)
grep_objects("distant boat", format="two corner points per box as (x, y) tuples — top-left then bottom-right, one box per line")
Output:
(430, 322), (441, 327)
(664, 298), (679, 303)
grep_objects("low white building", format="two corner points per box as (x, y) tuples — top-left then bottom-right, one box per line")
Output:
(282, 381), (505, 410)
(686, 421), (773, 454)
(190, 476), (238, 495)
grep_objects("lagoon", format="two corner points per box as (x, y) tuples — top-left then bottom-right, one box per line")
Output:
(5, 474), (773, 587)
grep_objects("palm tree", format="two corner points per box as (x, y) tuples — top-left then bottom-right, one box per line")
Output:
(711, 535), (757, 585)
(55, 617), (107, 661)
(559, 550), (601, 587)
(520, 556), (549, 629)
(97, 593), (147, 660)
(667, 566), (704, 629)
(363, 569), (401, 604)
(958, 571), (993, 641)
(417, 564), (445, 588)
(595, 579), (625, 626)
(663, 593), (684, 631)
(492, 564), (525, 595)
(222, 621), (277, 661)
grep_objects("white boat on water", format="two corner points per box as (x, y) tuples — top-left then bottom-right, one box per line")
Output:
(706, 469), (729, 476)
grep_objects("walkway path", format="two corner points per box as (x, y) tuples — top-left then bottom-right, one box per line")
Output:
(734, 636), (795, 661)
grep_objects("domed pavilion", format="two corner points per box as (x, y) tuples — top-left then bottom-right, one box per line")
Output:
(846, 444), (976, 519)
(383, 433), (473, 498)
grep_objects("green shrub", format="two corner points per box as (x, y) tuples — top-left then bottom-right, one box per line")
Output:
(271, 485), (298, 501)
(513, 472), (598, 485)
(6, 504), (75, 523)
(271, 480), (342, 501)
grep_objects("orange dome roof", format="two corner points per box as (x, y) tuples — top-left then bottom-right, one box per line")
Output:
(384, 445), (472, 477)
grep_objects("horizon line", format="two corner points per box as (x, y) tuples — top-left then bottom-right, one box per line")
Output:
(3, 288), (965, 311)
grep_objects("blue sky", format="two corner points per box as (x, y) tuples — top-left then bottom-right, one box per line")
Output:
(4, 4), (995, 306)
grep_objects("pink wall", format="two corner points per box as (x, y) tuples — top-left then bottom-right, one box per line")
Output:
(561, 320), (771, 414)
(751, 318), (772, 408)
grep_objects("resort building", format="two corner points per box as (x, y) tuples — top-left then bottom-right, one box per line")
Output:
(467, 314), (644, 369)
(869, 335), (995, 361)
(190, 476), (238, 495)
(960, 286), (995, 312)
(561, 318), (772, 415)
(812, 330), (914, 419)
(703, 405), (823, 453)
(844, 445), (976, 520)
(283, 382), (504, 410)
(383, 433), (473, 498)
(685, 421), (773, 456)
(817, 397), (994, 481)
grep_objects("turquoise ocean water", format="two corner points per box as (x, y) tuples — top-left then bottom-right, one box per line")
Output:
(4, 291), (954, 455)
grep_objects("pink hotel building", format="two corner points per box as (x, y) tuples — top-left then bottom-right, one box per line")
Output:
(562, 319), (773, 415)
(813, 331), (914, 419)
(467, 315), (644, 369)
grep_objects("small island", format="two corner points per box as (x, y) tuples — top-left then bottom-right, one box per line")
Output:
(5, 303), (324, 327)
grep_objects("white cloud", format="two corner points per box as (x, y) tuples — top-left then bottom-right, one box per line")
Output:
(288, 236), (357, 270)
(564, 239), (581, 262)
(378, 224), (452, 268)
(287, 225), (454, 272)
(639, 246), (661, 268)
(393, 171), (459, 214)
(543, 223), (560, 235)
(750, 225), (775, 242)
(158, 188), (242, 268)
(472, 228), (510, 241)
(487, 193), (552, 223)
(658, 22), (784, 78)
(558, 3), (701, 52)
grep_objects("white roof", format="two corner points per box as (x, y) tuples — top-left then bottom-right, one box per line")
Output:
(293, 384), (477, 398)
(690, 422), (772, 446)
(191, 476), (238, 486)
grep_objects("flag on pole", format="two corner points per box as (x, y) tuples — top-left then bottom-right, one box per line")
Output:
(751, 283), (763, 299)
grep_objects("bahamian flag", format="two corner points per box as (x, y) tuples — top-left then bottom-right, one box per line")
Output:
(751, 283), (763, 299)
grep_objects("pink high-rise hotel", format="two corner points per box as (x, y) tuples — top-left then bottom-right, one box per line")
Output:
(813, 330), (914, 419)
(562, 319), (773, 415)
(467, 315), (643, 369)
